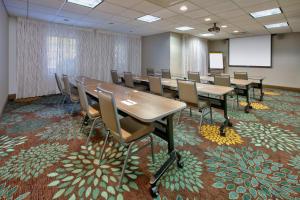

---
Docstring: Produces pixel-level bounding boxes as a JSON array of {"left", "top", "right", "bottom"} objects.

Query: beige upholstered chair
[
  {"left": 234, "top": 72, "right": 248, "bottom": 80},
  {"left": 111, "top": 70, "right": 122, "bottom": 85},
  {"left": 77, "top": 80, "right": 102, "bottom": 145},
  {"left": 97, "top": 88, "right": 155, "bottom": 187},
  {"left": 177, "top": 79, "right": 212, "bottom": 127},
  {"left": 55, "top": 73, "right": 67, "bottom": 105},
  {"left": 214, "top": 75, "right": 238, "bottom": 109},
  {"left": 146, "top": 68, "right": 155, "bottom": 76},
  {"left": 188, "top": 71, "right": 201, "bottom": 83},
  {"left": 124, "top": 72, "right": 147, "bottom": 91},
  {"left": 148, "top": 76, "right": 176, "bottom": 99},
  {"left": 62, "top": 75, "right": 80, "bottom": 114},
  {"left": 161, "top": 69, "right": 171, "bottom": 79}
]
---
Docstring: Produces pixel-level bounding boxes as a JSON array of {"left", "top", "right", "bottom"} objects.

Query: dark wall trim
[{"left": 264, "top": 84, "right": 300, "bottom": 92}]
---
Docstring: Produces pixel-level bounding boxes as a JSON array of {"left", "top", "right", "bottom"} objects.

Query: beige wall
[
  {"left": 141, "top": 32, "right": 170, "bottom": 75},
  {"left": 0, "top": 1, "right": 9, "bottom": 115},
  {"left": 208, "top": 33, "right": 300, "bottom": 88}
]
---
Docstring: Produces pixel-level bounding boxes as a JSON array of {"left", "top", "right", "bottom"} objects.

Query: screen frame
[
  {"left": 228, "top": 35, "right": 273, "bottom": 68},
  {"left": 209, "top": 52, "right": 224, "bottom": 70}
]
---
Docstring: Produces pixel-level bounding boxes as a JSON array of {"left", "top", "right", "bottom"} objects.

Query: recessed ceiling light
[
  {"left": 137, "top": 15, "right": 161, "bottom": 23},
  {"left": 67, "top": 0, "right": 103, "bottom": 8},
  {"left": 233, "top": 30, "right": 239, "bottom": 33},
  {"left": 221, "top": 25, "right": 227, "bottom": 28},
  {"left": 200, "top": 33, "right": 214, "bottom": 37},
  {"left": 176, "top": 26, "right": 194, "bottom": 31},
  {"left": 250, "top": 8, "right": 282, "bottom": 18},
  {"left": 204, "top": 18, "right": 211, "bottom": 22},
  {"left": 264, "top": 22, "right": 288, "bottom": 29},
  {"left": 180, "top": 5, "right": 188, "bottom": 11}
]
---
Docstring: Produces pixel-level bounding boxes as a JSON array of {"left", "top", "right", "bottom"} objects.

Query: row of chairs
[{"left": 54, "top": 73, "right": 155, "bottom": 188}]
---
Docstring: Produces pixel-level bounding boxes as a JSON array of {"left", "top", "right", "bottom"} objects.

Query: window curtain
[
  {"left": 182, "top": 35, "right": 208, "bottom": 76},
  {"left": 16, "top": 17, "right": 141, "bottom": 98}
]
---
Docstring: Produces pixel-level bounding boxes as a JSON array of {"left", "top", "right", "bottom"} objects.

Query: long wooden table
[
  {"left": 207, "top": 73, "right": 265, "bottom": 101},
  {"left": 130, "top": 75, "right": 235, "bottom": 135},
  {"left": 76, "top": 76, "right": 186, "bottom": 197},
  {"left": 200, "top": 75, "right": 254, "bottom": 113}
]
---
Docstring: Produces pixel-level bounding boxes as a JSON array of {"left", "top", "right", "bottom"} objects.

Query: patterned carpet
[{"left": 0, "top": 89, "right": 299, "bottom": 200}]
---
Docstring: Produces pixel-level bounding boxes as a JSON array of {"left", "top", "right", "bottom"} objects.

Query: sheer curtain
[
  {"left": 182, "top": 35, "right": 208, "bottom": 76},
  {"left": 16, "top": 18, "right": 141, "bottom": 98}
]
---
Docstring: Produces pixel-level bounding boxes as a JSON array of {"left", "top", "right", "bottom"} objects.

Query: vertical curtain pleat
[
  {"left": 16, "top": 18, "right": 142, "bottom": 98},
  {"left": 182, "top": 35, "right": 208, "bottom": 76}
]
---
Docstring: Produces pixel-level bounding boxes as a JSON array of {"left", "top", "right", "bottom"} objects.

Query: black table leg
[
  {"left": 259, "top": 79, "right": 264, "bottom": 101},
  {"left": 150, "top": 114, "right": 183, "bottom": 197},
  {"left": 244, "top": 85, "right": 252, "bottom": 113},
  {"left": 220, "top": 94, "right": 232, "bottom": 136}
]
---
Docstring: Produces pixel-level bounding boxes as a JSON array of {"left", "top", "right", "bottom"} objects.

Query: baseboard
[
  {"left": 8, "top": 94, "right": 16, "bottom": 101},
  {"left": 0, "top": 97, "right": 8, "bottom": 117},
  {"left": 264, "top": 84, "right": 300, "bottom": 92}
]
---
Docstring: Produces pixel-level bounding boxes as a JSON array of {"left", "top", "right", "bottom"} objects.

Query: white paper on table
[{"left": 121, "top": 100, "right": 137, "bottom": 106}]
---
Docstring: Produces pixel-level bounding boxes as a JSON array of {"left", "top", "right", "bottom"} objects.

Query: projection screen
[{"left": 229, "top": 35, "right": 272, "bottom": 67}]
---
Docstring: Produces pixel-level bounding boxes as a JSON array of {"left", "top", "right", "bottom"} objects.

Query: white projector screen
[
  {"left": 209, "top": 53, "right": 224, "bottom": 69},
  {"left": 229, "top": 35, "right": 272, "bottom": 67}
]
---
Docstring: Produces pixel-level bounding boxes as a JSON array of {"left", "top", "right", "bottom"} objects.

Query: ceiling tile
[
  {"left": 183, "top": 9, "right": 210, "bottom": 19},
  {"left": 244, "top": 0, "right": 280, "bottom": 12},
  {"left": 151, "top": 8, "right": 177, "bottom": 18},
  {"left": 107, "top": 0, "right": 143, "bottom": 8},
  {"left": 62, "top": 2, "right": 92, "bottom": 15},
  {"left": 94, "top": 2, "right": 127, "bottom": 15},
  {"left": 132, "top": 1, "right": 162, "bottom": 13},
  {"left": 29, "top": 0, "right": 64, "bottom": 9},
  {"left": 206, "top": 1, "right": 239, "bottom": 14}
]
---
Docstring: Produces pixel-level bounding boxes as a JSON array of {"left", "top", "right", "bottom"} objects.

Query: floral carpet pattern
[{"left": 0, "top": 89, "right": 299, "bottom": 200}]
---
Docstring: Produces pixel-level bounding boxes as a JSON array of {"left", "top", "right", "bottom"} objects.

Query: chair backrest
[
  {"left": 111, "top": 70, "right": 119, "bottom": 84},
  {"left": 97, "top": 88, "right": 121, "bottom": 137},
  {"left": 62, "top": 75, "right": 71, "bottom": 96},
  {"left": 188, "top": 71, "right": 201, "bottom": 83},
  {"left": 147, "top": 68, "right": 154, "bottom": 76},
  {"left": 234, "top": 72, "right": 248, "bottom": 80},
  {"left": 177, "top": 79, "right": 198, "bottom": 105},
  {"left": 124, "top": 72, "right": 134, "bottom": 88},
  {"left": 161, "top": 69, "right": 171, "bottom": 79},
  {"left": 55, "top": 73, "right": 63, "bottom": 93},
  {"left": 76, "top": 80, "right": 89, "bottom": 114},
  {"left": 149, "top": 76, "right": 163, "bottom": 96},
  {"left": 214, "top": 75, "right": 231, "bottom": 87}
]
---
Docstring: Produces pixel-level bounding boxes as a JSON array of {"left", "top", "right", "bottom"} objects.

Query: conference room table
[
  {"left": 207, "top": 73, "right": 265, "bottom": 101},
  {"left": 130, "top": 75, "right": 234, "bottom": 134},
  {"left": 75, "top": 76, "right": 186, "bottom": 197},
  {"left": 200, "top": 75, "right": 254, "bottom": 113}
]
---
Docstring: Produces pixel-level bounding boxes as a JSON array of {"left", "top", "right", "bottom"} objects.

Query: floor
[{"left": 0, "top": 89, "right": 299, "bottom": 200}]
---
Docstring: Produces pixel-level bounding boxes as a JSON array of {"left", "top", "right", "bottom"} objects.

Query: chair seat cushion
[
  {"left": 134, "top": 85, "right": 147, "bottom": 91},
  {"left": 81, "top": 104, "right": 101, "bottom": 118},
  {"left": 70, "top": 94, "right": 80, "bottom": 102},
  {"left": 163, "top": 89, "right": 177, "bottom": 99},
  {"left": 198, "top": 101, "right": 209, "bottom": 109},
  {"left": 120, "top": 116, "right": 154, "bottom": 143}
]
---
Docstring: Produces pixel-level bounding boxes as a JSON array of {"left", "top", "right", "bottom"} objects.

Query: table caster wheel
[
  {"left": 150, "top": 186, "right": 159, "bottom": 198},
  {"left": 228, "top": 122, "right": 233, "bottom": 127},
  {"left": 177, "top": 160, "right": 184, "bottom": 168}
]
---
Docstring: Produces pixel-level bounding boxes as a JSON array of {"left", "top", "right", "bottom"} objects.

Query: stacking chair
[
  {"left": 148, "top": 76, "right": 176, "bottom": 99},
  {"left": 124, "top": 72, "right": 147, "bottom": 91},
  {"left": 234, "top": 72, "right": 248, "bottom": 80},
  {"left": 214, "top": 75, "right": 239, "bottom": 109},
  {"left": 161, "top": 69, "right": 171, "bottom": 79},
  {"left": 111, "top": 70, "right": 122, "bottom": 85},
  {"left": 97, "top": 88, "right": 155, "bottom": 187},
  {"left": 62, "top": 75, "right": 80, "bottom": 114},
  {"left": 54, "top": 73, "right": 67, "bottom": 105},
  {"left": 177, "top": 80, "right": 212, "bottom": 127},
  {"left": 146, "top": 68, "right": 155, "bottom": 76},
  {"left": 188, "top": 71, "right": 201, "bottom": 83},
  {"left": 77, "top": 80, "right": 102, "bottom": 145}
]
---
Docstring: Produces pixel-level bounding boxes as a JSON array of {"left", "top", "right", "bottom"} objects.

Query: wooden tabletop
[
  {"left": 77, "top": 76, "right": 186, "bottom": 123},
  {"left": 200, "top": 76, "right": 253, "bottom": 86},
  {"left": 207, "top": 73, "right": 265, "bottom": 81},
  {"left": 131, "top": 75, "right": 233, "bottom": 96}
]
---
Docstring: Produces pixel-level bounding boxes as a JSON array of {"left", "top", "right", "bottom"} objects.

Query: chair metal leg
[
  {"left": 209, "top": 107, "right": 213, "bottom": 124},
  {"left": 189, "top": 107, "right": 192, "bottom": 116},
  {"left": 99, "top": 130, "right": 110, "bottom": 160},
  {"left": 61, "top": 95, "right": 67, "bottom": 107},
  {"left": 177, "top": 110, "right": 183, "bottom": 125},
  {"left": 119, "top": 142, "right": 135, "bottom": 188},
  {"left": 199, "top": 111, "right": 203, "bottom": 128},
  {"left": 80, "top": 114, "right": 87, "bottom": 133},
  {"left": 149, "top": 135, "right": 155, "bottom": 163},
  {"left": 85, "top": 117, "right": 98, "bottom": 146}
]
